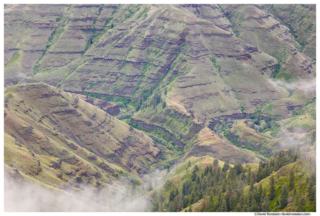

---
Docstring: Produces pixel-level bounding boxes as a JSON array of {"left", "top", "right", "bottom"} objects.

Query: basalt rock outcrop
[
  {"left": 187, "top": 127, "right": 260, "bottom": 164},
  {"left": 4, "top": 4, "right": 316, "bottom": 175},
  {"left": 4, "top": 83, "right": 162, "bottom": 190},
  {"left": 75, "top": 93, "right": 120, "bottom": 116},
  {"left": 5, "top": 4, "right": 315, "bottom": 124}
]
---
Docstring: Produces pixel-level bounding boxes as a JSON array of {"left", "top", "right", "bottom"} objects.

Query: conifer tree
[
  {"left": 253, "top": 188, "right": 260, "bottom": 205},
  {"left": 297, "top": 196, "right": 306, "bottom": 212},
  {"left": 261, "top": 195, "right": 270, "bottom": 212},
  {"left": 308, "top": 181, "right": 315, "bottom": 202},
  {"left": 258, "top": 161, "right": 263, "bottom": 177},
  {"left": 280, "top": 183, "right": 288, "bottom": 209},
  {"left": 152, "top": 201, "right": 159, "bottom": 212},
  {"left": 236, "top": 203, "right": 241, "bottom": 212},
  {"left": 196, "top": 176, "right": 200, "bottom": 184},
  {"left": 222, "top": 181, "right": 227, "bottom": 192},
  {"left": 276, "top": 199, "right": 280, "bottom": 207},
  {"left": 169, "top": 190, "right": 175, "bottom": 202},
  {"left": 158, "top": 203, "right": 163, "bottom": 212},
  {"left": 217, "top": 192, "right": 223, "bottom": 209},
  {"left": 182, "top": 196, "right": 188, "bottom": 208},
  {"left": 240, "top": 193, "right": 247, "bottom": 207},
  {"left": 251, "top": 172, "right": 257, "bottom": 183},
  {"left": 310, "top": 173, "right": 316, "bottom": 184},
  {"left": 247, "top": 167, "right": 252, "bottom": 183},
  {"left": 242, "top": 204, "right": 248, "bottom": 212},
  {"left": 169, "top": 202, "right": 174, "bottom": 212},
  {"left": 250, "top": 199, "right": 259, "bottom": 212},
  {"left": 258, "top": 169, "right": 264, "bottom": 182},
  {"left": 241, "top": 172, "right": 246, "bottom": 181},
  {"left": 191, "top": 169, "right": 197, "bottom": 182},
  {"left": 226, "top": 193, "right": 231, "bottom": 211},
  {"left": 173, "top": 196, "right": 179, "bottom": 212},
  {"left": 199, "top": 190, "right": 203, "bottom": 199},
  {"left": 231, "top": 193, "right": 237, "bottom": 210},
  {"left": 175, "top": 188, "right": 179, "bottom": 197},
  {"left": 289, "top": 169, "right": 295, "bottom": 191},
  {"left": 220, "top": 198, "right": 227, "bottom": 212},
  {"left": 248, "top": 191, "right": 253, "bottom": 206},
  {"left": 222, "top": 160, "right": 229, "bottom": 172},
  {"left": 262, "top": 187, "right": 267, "bottom": 203},
  {"left": 257, "top": 184, "right": 263, "bottom": 204},
  {"left": 189, "top": 191, "right": 195, "bottom": 205},
  {"left": 269, "top": 175, "right": 276, "bottom": 201},
  {"left": 213, "top": 159, "right": 219, "bottom": 167},
  {"left": 250, "top": 182, "right": 254, "bottom": 192},
  {"left": 187, "top": 161, "right": 191, "bottom": 169}
]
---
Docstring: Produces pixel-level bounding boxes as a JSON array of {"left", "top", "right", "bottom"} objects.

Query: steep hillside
[
  {"left": 222, "top": 96, "right": 316, "bottom": 157},
  {"left": 4, "top": 4, "right": 316, "bottom": 211},
  {"left": 4, "top": 163, "right": 151, "bottom": 212},
  {"left": 150, "top": 149, "right": 316, "bottom": 212},
  {"left": 4, "top": 83, "right": 163, "bottom": 191},
  {"left": 186, "top": 127, "right": 260, "bottom": 164},
  {"left": 6, "top": 5, "right": 313, "bottom": 123},
  {"left": 75, "top": 93, "right": 120, "bottom": 116},
  {"left": 220, "top": 4, "right": 315, "bottom": 80},
  {"left": 261, "top": 4, "right": 316, "bottom": 60}
]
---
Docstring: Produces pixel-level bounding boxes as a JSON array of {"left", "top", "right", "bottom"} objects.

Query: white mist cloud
[
  {"left": 16, "top": 72, "right": 27, "bottom": 78},
  {"left": 268, "top": 78, "right": 316, "bottom": 94},
  {"left": 4, "top": 172, "right": 152, "bottom": 212}
]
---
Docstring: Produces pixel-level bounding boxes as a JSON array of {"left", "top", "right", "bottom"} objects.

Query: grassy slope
[
  {"left": 4, "top": 83, "right": 162, "bottom": 190},
  {"left": 150, "top": 156, "right": 228, "bottom": 203},
  {"left": 261, "top": 4, "right": 316, "bottom": 60},
  {"left": 4, "top": 5, "right": 316, "bottom": 208},
  {"left": 222, "top": 95, "right": 316, "bottom": 157},
  {"left": 181, "top": 159, "right": 315, "bottom": 212}
]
